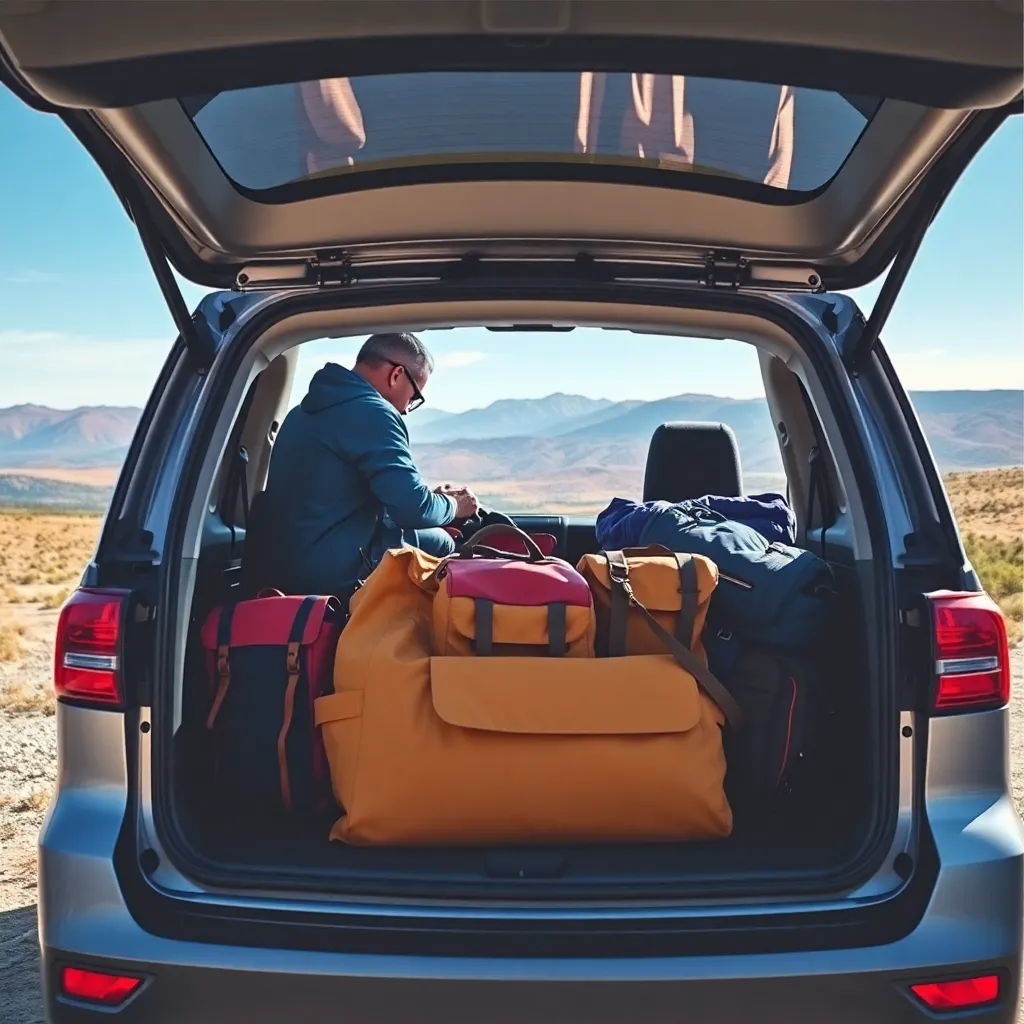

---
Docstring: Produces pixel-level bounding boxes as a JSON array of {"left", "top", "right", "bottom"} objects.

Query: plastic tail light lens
[
  {"left": 54, "top": 588, "right": 129, "bottom": 707},
  {"left": 60, "top": 965, "right": 142, "bottom": 1005},
  {"left": 910, "top": 973, "right": 1000, "bottom": 1011},
  {"left": 928, "top": 591, "right": 1010, "bottom": 712}
]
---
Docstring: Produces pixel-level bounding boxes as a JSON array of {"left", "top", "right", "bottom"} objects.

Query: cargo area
[
  {"left": 171, "top": 551, "right": 876, "bottom": 897},
  {"left": 151, "top": 308, "right": 898, "bottom": 902}
]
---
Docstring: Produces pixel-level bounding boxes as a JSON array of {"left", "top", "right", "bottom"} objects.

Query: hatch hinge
[
  {"left": 700, "top": 253, "right": 749, "bottom": 289},
  {"left": 312, "top": 250, "right": 354, "bottom": 287}
]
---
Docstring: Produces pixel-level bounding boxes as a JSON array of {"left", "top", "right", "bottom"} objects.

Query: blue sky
[{"left": 1, "top": 87, "right": 1021, "bottom": 412}]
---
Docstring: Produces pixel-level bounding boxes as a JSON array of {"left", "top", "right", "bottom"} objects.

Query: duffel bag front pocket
[{"left": 321, "top": 655, "right": 731, "bottom": 846}]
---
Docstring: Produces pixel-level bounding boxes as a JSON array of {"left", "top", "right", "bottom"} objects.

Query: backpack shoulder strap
[
  {"left": 278, "top": 595, "right": 319, "bottom": 812},
  {"left": 205, "top": 603, "right": 237, "bottom": 730}
]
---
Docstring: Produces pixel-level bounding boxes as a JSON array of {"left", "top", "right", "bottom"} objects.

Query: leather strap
[
  {"left": 547, "top": 602, "right": 567, "bottom": 657},
  {"left": 606, "top": 550, "right": 630, "bottom": 657},
  {"left": 205, "top": 603, "right": 236, "bottom": 730},
  {"left": 474, "top": 598, "right": 567, "bottom": 656},
  {"left": 460, "top": 524, "right": 544, "bottom": 561},
  {"left": 675, "top": 552, "right": 698, "bottom": 648},
  {"left": 474, "top": 598, "right": 494, "bottom": 654},
  {"left": 603, "top": 552, "right": 742, "bottom": 729},
  {"left": 277, "top": 596, "right": 317, "bottom": 813}
]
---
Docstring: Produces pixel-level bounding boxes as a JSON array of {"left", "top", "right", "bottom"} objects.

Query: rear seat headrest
[{"left": 643, "top": 422, "right": 744, "bottom": 503}]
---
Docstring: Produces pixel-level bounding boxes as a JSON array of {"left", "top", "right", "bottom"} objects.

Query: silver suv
[{"left": 3, "top": 3, "right": 1022, "bottom": 1022}]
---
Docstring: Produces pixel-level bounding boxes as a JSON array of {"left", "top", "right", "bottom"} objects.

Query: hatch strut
[
  {"left": 843, "top": 183, "right": 946, "bottom": 376},
  {"left": 127, "top": 192, "right": 217, "bottom": 371}
]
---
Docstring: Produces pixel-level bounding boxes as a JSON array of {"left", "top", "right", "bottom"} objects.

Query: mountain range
[
  {"left": 0, "top": 392, "right": 1017, "bottom": 511},
  {"left": 409, "top": 389, "right": 1023, "bottom": 502}
]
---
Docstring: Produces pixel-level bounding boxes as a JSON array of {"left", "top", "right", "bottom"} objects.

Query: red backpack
[{"left": 201, "top": 591, "right": 343, "bottom": 816}]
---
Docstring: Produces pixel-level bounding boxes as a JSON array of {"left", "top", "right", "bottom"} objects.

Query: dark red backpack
[{"left": 201, "top": 591, "right": 343, "bottom": 817}]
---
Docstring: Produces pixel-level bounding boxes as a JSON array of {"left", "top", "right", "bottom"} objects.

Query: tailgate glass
[{"left": 184, "top": 72, "right": 878, "bottom": 195}]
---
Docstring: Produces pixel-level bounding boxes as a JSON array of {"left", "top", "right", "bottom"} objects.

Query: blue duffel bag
[{"left": 634, "top": 502, "right": 835, "bottom": 650}]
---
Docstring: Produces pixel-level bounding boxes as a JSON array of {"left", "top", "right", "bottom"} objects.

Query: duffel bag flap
[
  {"left": 578, "top": 546, "right": 717, "bottom": 654},
  {"left": 316, "top": 655, "right": 731, "bottom": 846}
]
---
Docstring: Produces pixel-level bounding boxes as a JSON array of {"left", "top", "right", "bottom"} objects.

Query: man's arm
[{"left": 349, "top": 408, "right": 458, "bottom": 529}]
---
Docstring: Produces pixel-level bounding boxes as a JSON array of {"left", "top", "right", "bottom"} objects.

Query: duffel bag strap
[
  {"left": 473, "top": 598, "right": 568, "bottom": 656},
  {"left": 459, "top": 524, "right": 545, "bottom": 562},
  {"left": 606, "top": 547, "right": 696, "bottom": 651},
  {"left": 205, "top": 604, "right": 237, "bottom": 730},
  {"left": 604, "top": 551, "right": 743, "bottom": 729},
  {"left": 277, "top": 596, "right": 317, "bottom": 813},
  {"left": 674, "top": 553, "right": 698, "bottom": 649}
]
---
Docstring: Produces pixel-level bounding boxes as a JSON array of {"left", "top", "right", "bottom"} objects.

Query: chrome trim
[
  {"left": 936, "top": 656, "right": 1001, "bottom": 676},
  {"left": 62, "top": 652, "right": 118, "bottom": 672}
]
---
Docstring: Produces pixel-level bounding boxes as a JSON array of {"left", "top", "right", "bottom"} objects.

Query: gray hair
[{"left": 355, "top": 332, "right": 434, "bottom": 380}]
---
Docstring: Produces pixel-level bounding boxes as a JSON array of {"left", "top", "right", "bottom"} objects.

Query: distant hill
[
  {"left": 412, "top": 389, "right": 1022, "bottom": 473},
  {"left": 409, "top": 394, "right": 614, "bottom": 443},
  {"left": 0, "top": 405, "right": 140, "bottom": 469},
  {"left": 0, "top": 474, "right": 111, "bottom": 512}
]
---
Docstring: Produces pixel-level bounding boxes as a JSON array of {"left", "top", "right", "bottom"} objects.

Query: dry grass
[
  {"left": 39, "top": 587, "right": 72, "bottom": 612},
  {"left": 945, "top": 468, "right": 1023, "bottom": 543},
  {"left": 0, "top": 787, "right": 51, "bottom": 813},
  {"left": 0, "top": 512, "right": 97, "bottom": 608},
  {"left": 945, "top": 469, "right": 1023, "bottom": 644},
  {"left": 0, "top": 679, "right": 54, "bottom": 715},
  {"left": 0, "top": 623, "right": 26, "bottom": 662}
]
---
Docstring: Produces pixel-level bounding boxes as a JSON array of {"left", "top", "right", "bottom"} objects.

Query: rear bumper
[
  {"left": 39, "top": 950, "right": 1022, "bottom": 1023},
  {"left": 39, "top": 803, "right": 1024, "bottom": 1024},
  {"left": 39, "top": 705, "right": 1024, "bottom": 1022}
]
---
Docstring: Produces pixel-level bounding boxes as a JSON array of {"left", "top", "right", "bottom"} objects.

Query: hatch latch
[
  {"left": 312, "top": 250, "right": 354, "bottom": 288},
  {"left": 701, "top": 253, "right": 749, "bottom": 289}
]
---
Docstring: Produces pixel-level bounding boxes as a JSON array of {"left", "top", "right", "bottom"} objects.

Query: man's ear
[{"left": 387, "top": 365, "right": 402, "bottom": 389}]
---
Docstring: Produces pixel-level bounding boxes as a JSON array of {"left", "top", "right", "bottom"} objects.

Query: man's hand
[{"left": 452, "top": 488, "right": 480, "bottom": 519}]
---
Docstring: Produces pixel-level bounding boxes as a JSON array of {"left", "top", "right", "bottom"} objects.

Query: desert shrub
[
  {"left": 964, "top": 533, "right": 1024, "bottom": 644},
  {"left": 0, "top": 623, "right": 25, "bottom": 661}
]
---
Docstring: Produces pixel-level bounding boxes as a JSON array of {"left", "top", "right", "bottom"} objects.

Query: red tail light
[
  {"left": 60, "top": 965, "right": 142, "bottom": 1005},
  {"left": 54, "top": 588, "right": 130, "bottom": 708},
  {"left": 927, "top": 591, "right": 1010, "bottom": 712},
  {"left": 910, "top": 973, "right": 1000, "bottom": 1011}
]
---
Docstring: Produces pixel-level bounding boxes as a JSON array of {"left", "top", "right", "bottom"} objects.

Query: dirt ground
[{"left": 0, "top": 620, "right": 1022, "bottom": 1022}]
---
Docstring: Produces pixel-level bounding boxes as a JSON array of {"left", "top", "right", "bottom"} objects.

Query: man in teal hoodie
[{"left": 261, "top": 332, "right": 479, "bottom": 596}]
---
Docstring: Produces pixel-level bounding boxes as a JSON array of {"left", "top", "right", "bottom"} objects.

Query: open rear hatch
[
  {"left": 3, "top": 0, "right": 1020, "bottom": 905},
  {"left": 1, "top": 0, "right": 1021, "bottom": 296}
]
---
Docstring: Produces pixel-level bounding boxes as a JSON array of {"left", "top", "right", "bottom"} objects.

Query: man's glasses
[{"left": 388, "top": 361, "right": 425, "bottom": 412}]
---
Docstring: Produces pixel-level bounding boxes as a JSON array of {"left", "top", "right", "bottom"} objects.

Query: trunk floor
[{"left": 187, "top": 801, "right": 859, "bottom": 887}]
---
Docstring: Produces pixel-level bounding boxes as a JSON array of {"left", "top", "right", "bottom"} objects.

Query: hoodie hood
[{"left": 300, "top": 363, "right": 383, "bottom": 415}]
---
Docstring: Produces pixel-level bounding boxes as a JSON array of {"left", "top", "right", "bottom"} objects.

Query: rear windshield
[{"left": 183, "top": 72, "right": 877, "bottom": 195}]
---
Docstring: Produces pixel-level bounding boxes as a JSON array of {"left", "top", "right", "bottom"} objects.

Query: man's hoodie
[{"left": 260, "top": 363, "right": 456, "bottom": 595}]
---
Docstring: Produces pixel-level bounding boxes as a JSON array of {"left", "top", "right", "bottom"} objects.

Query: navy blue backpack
[{"left": 637, "top": 503, "right": 835, "bottom": 650}]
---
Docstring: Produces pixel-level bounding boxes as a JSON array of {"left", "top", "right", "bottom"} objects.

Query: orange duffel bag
[
  {"left": 314, "top": 541, "right": 734, "bottom": 847},
  {"left": 432, "top": 525, "right": 595, "bottom": 658}
]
